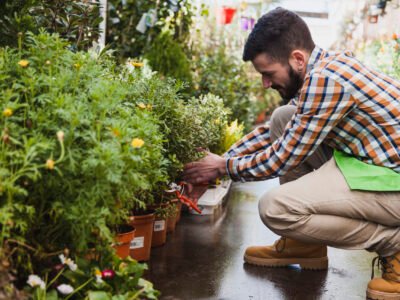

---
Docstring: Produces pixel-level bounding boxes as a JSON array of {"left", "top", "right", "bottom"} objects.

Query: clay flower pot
[
  {"left": 167, "top": 199, "right": 179, "bottom": 233},
  {"left": 175, "top": 201, "right": 183, "bottom": 223},
  {"left": 129, "top": 212, "right": 155, "bottom": 261},
  {"left": 151, "top": 215, "right": 167, "bottom": 247},
  {"left": 113, "top": 225, "right": 135, "bottom": 259}
]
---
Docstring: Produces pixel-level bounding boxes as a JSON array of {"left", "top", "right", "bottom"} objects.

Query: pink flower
[{"left": 101, "top": 269, "right": 115, "bottom": 279}]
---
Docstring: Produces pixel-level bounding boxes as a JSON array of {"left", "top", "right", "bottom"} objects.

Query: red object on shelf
[{"left": 220, "top": 7, "right": 237, "bottom": 25}]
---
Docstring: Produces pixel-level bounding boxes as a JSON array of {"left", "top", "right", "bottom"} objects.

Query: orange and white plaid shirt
[{"left": 225, "top": 46, "right": 400, "bottom": 182}]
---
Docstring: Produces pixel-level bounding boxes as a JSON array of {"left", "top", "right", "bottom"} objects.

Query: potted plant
[{"left": 113, "top": 225, "right": 135, "bottom": 259}]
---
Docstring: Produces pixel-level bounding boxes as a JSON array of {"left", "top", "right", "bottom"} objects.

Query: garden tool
[{"left": 165, "top": 182, "right": 202, "bottom": 214}]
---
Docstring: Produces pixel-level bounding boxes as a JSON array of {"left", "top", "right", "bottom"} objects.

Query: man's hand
[{"left": 183, "top": 152, "right": 227, "bottom": 184}]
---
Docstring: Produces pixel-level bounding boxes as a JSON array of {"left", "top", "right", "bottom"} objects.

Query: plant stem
[
  {"left": 46, "top": 268, "right": 64, "bottom": 289},
  {"left": 64, "top": 277, "right": 93, "bottom": 300},
  {"left": 128, "top": 288, "right": 145, "bottom": 300}
]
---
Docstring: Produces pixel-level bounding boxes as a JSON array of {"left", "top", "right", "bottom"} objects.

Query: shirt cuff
[{"left": 226, "top": 157, "right": 246, "bottom": 182}]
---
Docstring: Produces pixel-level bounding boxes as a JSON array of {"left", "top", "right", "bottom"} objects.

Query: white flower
[
  {"left": 27, "top": 274, "right": 45, "bottom": 289},
  {"left": 57, "top": 284, "right": 74, "bottom": 295},
  {"left": 59, "top": 254, "right": 77, "bottom": 271},
  {"left": 94, "top": 269, "right": 103, "bottom": 284},
  {"left": 96, "top": 274, "right": 103, "bottom": 284}
]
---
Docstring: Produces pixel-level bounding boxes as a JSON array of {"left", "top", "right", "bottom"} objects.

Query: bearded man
[{"left": 183, "top": 7, "right": 400, "bottom": 300}]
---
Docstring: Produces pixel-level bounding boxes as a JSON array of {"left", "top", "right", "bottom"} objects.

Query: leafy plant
[
  {"left": 0, "top": 0, "right": 102, "bottom": 50},
  {"left": 356, "top": 34, "right": 400, "bottom": 79},
  {"left": 25, "top": 255, "right": 159, "bottom": 299},
  {"left": 107, "top": 0, "right": 193, "bottom": 50},
  {"left": 144, "top": 30, "right": 192, "bottom": 86},
  {"left": 0, "top": 32, "right": 167, "bottom": 279},
  {"left": 191, "top": 37, "right": 281, "bottom": 131}
]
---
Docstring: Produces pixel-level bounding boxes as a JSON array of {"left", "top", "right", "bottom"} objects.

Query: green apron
[{"left": 334, "top": 150, "right": 400, "bottom": 191}]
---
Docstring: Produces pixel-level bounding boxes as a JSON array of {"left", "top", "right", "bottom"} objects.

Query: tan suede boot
[
  {"left": 367, "top": 252, "right": 400, "bottom": 300},
  {"left": 244, "top": 237, "right": 328, "bottom": 270}
]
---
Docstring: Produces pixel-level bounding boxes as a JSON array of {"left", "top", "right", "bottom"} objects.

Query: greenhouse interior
[{"left": 1, "top": 0, "right": 400, "bottom": 299}]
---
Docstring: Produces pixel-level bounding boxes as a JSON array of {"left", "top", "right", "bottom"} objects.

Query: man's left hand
[{"left": 183, "top": 152, "right": 227, "bottom": 184}]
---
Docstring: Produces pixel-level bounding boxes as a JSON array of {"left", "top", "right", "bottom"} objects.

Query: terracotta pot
[
  {"left": 129, "top": 213, "right": 155, "bottom": 261},
  {"left": 151, "top": 216, "right": 167, "bottom": 247},
  {"left": 175, "top": 201, "right": 183, "bottom": 223},
  {"left": 113, "top": 225, "right": 135, "bottom": 259},
  {"left": 167, "top": 200, "right": 179, "bottom": 233}
]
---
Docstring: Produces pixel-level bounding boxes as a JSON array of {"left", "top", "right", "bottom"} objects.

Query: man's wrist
[{"left": 218, "top": 158, "right": 228, "bottom": 177}]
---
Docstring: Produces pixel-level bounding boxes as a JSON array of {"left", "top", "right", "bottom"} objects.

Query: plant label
[
  {"left": 130, "top": 237, "right": 144, "bottom": 249},
  {"left": 154, "top": 220, "right": 165, "bottom": 232}
]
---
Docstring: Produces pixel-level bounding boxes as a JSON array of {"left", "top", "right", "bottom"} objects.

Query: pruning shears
[{"left": 165, "top": 182, "right": 202, "bottom": 214}]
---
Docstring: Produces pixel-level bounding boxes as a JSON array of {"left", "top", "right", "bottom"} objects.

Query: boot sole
[
  {"left": 243, "top": 254, "right": 328, "bottom": 270},
  {"left": 367, "top": 288, "right": 400, "bottom": 300}
]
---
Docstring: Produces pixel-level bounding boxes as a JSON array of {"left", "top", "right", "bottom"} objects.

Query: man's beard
[{"left": 273, "top": 65, "right": 303, "bottom": 104}]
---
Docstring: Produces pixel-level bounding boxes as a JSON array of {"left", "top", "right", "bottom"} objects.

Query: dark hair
[{"left": 243, "top": 8, "right": 315, "bottom": 62}]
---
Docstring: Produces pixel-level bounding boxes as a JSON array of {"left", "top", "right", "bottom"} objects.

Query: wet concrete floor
[{"left": 147, "top": 180, "right": 376, "bottom": 300}]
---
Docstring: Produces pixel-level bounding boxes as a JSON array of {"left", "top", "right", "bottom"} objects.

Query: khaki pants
[{"left": 259, "top": 105, "right": 400, "bottom": 256}]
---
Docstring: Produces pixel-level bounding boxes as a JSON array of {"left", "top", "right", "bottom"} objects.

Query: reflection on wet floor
[{"left": 147, "top": 180, "right": 375, "bottom": 300}]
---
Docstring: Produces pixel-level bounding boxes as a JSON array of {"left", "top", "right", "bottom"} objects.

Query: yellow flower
[
  {"left": 46, "top": 159, "right": 55, "bottom": 170},
  {"left": 131, "top": 62, "right": 144, "bottom": 67},
  {"left": 137, "top": 103, "right": 146, "bottom": 109},
  {"left": 73, "top": 63, "right": 81, "bottom": 69},
  {"left": 131, "top": 138, "right": 144, "bottom": 148},
  {"left": 3, "top": 108, "right": 13, "bottom": 117},
  {"left": 147, "top": 104, "right": 153, "bottom": 110},
  {"left": 94, "top": 269, "right": 102, "bottom": 277},
  {"left": 18, "top": 60, "right": 29, "bottom": 68}
]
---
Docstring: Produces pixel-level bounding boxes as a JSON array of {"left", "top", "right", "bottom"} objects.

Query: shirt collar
[{"left": 306, "top": 46, "right": 326, "bottom": 74}]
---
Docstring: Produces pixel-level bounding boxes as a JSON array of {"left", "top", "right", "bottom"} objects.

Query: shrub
[
  {"left": 192, "top": 40, "right": 281, "bottom": 131},
  {"left": 0, "top": 0, "right": 102, "bottom": 50},
  {"left": 107, "top": 0, "right": 194, "bottom": 84},
  {"left": 0, "top": 32, "right": 167, "bottom": 278}
]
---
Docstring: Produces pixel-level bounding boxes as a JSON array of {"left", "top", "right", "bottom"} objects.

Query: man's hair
[{"left": 243, "top": 8, "right": 315, "bottom": 62}]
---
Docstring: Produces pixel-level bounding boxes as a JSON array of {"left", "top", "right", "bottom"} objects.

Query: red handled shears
[{"left": 165, "top": 182, "right": 202, "bottom": 214}]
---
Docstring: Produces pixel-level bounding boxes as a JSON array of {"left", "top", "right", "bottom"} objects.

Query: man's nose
[{"left": 262, "top": 77, "right": 272, "bottom": 89}]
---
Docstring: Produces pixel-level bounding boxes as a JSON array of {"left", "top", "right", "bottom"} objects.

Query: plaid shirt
[{"left": 225, "top": 46, "right": 400, "bottom": 182}]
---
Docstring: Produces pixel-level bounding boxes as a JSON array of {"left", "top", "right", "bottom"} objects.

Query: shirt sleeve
[
  {"left": 222, "top": 123, "right": 272, "bottom": 158},
  {"left": 226, "top": 72, "right": 354, "bottom": 181}
]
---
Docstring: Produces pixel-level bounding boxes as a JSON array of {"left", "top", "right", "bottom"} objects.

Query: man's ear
[{"left": 289, "top": 50, "right": 307, "bottom": 72}]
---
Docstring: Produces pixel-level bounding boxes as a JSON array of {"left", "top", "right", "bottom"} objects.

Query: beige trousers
[{"left": 259, "top": 105, "right": 400, "bottom": 256}]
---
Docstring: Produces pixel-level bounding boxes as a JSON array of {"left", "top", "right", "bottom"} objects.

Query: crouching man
[{"left": 183, "top": 8, "right": 400, "bottom": 300}]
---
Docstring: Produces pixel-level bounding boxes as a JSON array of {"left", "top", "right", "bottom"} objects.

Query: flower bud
[{"left": 57, "top": 131, "right": 64, "bottom": 142}]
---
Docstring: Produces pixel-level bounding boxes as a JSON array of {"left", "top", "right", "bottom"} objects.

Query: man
[{"left": 183, "top": 7, "right": 400, "bottom": 300}]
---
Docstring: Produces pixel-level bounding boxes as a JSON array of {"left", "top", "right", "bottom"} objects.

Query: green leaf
[
  {"left": 46, "top": 289, "right": 59, "bottom": 300},
  {"left": 88, "top": 291, "right": 112, "bottom": 300}
]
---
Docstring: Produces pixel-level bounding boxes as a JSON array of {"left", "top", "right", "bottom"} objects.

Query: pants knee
[
  {"left": 259, "top": 187, "right": 287, "bottom": 230},
  {"left": 258, "top": 186, "right": 303, "bottom": 232}
]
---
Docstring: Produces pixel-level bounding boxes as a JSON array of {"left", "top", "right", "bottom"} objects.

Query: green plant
[
  {"left": 355, "top": 34, "right": 400, "bottom": 79},
  {"left": 0, "top": 32, "right": 167, "bottom": 280},
  {"left": 220, "top": 120, "right": 244, "bottom": 154},
  {"left": 0, "top": 0, "right": 102, "bottom": 50},
  {"left": 192, "top": 41, "right": 280, "bottom": 131},
  {"left": 144, "top": 30, "right": 192, "bottom": 86},
  {"left": 25, "top": 255, "right": 159, "bottom": 299},
  {"left": 106, "top": 0, "right": 193, "bottom": 55}
]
